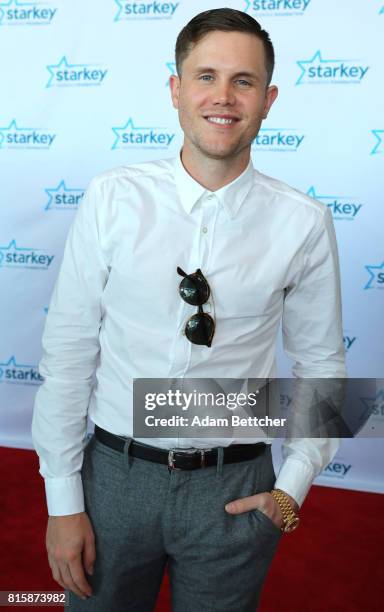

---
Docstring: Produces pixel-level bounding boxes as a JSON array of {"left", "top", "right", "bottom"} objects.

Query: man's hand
[
  {"left": 225, "top": 491, "right": 299, "bottom": 529},
  {"left": 46, "top": 512, "right": 96, "bottom": 600}
]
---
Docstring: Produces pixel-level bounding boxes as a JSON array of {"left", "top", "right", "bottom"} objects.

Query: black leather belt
[{"left": 94, "top": 425, "right": 266, "bottom": 471}]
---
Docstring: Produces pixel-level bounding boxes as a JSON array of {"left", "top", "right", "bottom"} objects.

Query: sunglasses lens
[
  {"left": 185, "top": 313, "right": 215, "bottom": 347},
  {"left": 179, "top": 273, "right": 210, "bottom": 306}
]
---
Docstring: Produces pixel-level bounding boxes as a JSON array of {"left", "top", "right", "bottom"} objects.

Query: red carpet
[{"left": 0, "top": 446, "right": 383, "bottom": 611}]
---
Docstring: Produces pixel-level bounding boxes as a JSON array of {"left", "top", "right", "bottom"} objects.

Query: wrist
[
  {"left": 270, "top": 488, "right": 300, "bottom": 533},
  {"left": 280, "top": 491, "right": 299, "bottom": 514}
]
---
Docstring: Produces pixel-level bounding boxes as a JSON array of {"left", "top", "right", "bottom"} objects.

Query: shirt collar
[{"left": 173, "top": 151, "right": 254, "bottom": 220}]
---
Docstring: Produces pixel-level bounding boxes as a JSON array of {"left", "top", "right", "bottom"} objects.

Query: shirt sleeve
[
  {"left": 275, "top": 206, "right": 347, "bottom": 506},
  {"left": 31, "top": 177, "right": 109, "bottom": 516}
]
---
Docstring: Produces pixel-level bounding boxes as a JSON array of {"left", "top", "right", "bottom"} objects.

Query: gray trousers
[{"left": 67, "top": 435, "right": 282, "bottom": 611}]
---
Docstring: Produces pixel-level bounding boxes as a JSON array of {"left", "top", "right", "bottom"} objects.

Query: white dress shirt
[{"left": 32, "top": 153, "right": 347, "bottom": 516}]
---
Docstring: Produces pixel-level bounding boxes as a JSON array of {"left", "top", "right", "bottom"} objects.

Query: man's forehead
[
  {"left": 190, "top": 29, "right": 264, "bottom": 49},
  {"left": 185, "top": 30, "right": 266, "bottom": 68}
]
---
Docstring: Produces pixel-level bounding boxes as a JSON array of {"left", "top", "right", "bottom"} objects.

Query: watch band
[{"left": 270, "top": 489, "right": 300, "bottom": 533}]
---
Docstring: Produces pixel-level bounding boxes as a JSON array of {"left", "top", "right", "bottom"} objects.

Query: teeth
[{"left": 207, "top": 117, "right": 234, "bottom": 125}]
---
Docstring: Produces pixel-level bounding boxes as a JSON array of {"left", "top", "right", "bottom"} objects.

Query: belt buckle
[
  {"left": 167, "top": 449, "right": 181, "bottom": 472},
  {"left": 167, "top": 448, "right": 207, "bottom": 472}
]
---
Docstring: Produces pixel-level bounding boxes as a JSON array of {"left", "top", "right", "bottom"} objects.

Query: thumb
[
  {"left": 225, "top": 493, "right": 263, "bottom": 515},
  {"left": 83, "top": 531, "right": 96, "bottom": 575}
]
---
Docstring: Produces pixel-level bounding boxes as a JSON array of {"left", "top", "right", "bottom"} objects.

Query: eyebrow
[{"left": 193, "top": 67, "right": 261, "bottom": 82}]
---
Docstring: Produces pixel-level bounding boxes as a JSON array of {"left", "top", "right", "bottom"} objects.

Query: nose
[{"left": 211, "top": 80, "right": 235, "bottom": 106}]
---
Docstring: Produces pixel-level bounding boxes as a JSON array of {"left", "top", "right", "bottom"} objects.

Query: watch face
[{"left": 284, "top": 516, "right": 300, "bottom": 533}]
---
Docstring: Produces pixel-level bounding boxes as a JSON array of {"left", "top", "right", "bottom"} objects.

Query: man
[{"left": 32, "top": 8, "right": 346, "bottom": 611}]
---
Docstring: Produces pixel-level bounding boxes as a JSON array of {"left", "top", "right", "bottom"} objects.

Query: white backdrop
[{"left": 0, "top": 0, "right": 383, "bottom": 493}]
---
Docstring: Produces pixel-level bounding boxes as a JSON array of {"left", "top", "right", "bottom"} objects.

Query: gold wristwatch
[{"left": 270, "top": 489, "right": 300, "bottom": 533}]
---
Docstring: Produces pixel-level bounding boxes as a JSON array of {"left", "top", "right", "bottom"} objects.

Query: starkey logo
[
  {"left": 45, "top": 181, "right": 84, "bottom": 211},
  {"left": 307, "top": 187, "right": 363, "bottom": 221},
  {"left": 46, "top": 56, "right": 108, "bottom": 88},
  {"left": 371, "top": 130, "right": 384, "bottom": 154},
  {"left": 0, "top": 356, "right": 43, "bottom": 386},
  {"left": 361, "top": 389, "right": 384, "bottom": 421},
  {"left": 0, "top": 119, "right": 55, "bottom": 149},
  {"left": 0, "top": 0, "right": 57, "bottom": 25},
  {"left": 323, "top": 460, "right": 352, "bottom": 479},
  {"left": 0, "top": 240, "right": 54, "bottom": 269},
  {"left": 112, "top": 117, "right": 175, "bottom": 150},
  {"left": 252, "top": 128, "right": 305, "bottom": 152},
  {"left": 244, "top": 0, "right": 311, "bottom": 16},
  {"left": 296, "top": 51, "right": 369, "bottom": 85},
  {"left": 364, "top": 262, "right": 384, "bottom": 289},
  {"left": 343, "top": 333, "right": 357, "bottom": 352},
  {"left": 114, "top": 0, "right": 179, "bottom": 21}
]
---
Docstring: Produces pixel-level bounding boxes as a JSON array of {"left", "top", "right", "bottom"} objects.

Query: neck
[{"left": 180, "top": 146, "right": 250, "bottom": 192}]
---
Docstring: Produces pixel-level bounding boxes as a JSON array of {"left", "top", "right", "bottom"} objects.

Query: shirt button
[
  {"left": 202, "top": 226, "right": 208, "bottom": 234},
  {"left": 207, "top": 194, "right": 214, "bottom": 200}
]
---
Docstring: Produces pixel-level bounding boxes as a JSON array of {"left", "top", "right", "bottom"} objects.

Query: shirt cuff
[
  {"left": 44, "top": 474, "right": 85, "bottom": 516},
  {"left": 274, "top": 457, "right": 315, "bottom": 507}
]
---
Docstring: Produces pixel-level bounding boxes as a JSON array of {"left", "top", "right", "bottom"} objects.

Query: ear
[
  {"left": 262, "top": 85, "right": 278, "bottom": 120},
  {"left": 169, "top": 74, "right": 181, "bottom": 109}
]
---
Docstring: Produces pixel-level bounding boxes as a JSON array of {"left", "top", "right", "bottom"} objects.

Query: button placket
[
  {"left": 200, "top": 198, "right": 219, "bottom": 273},
  {"left": 200, "top": 195, "right": 214, "bottom": 240}
]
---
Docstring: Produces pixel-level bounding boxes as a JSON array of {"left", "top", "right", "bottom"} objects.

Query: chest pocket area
[{"left": 210, "top": 275, "right": 284, "bottom": 320}]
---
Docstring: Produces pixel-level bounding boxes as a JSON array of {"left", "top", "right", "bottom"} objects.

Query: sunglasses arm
[{"left": 177, "top": 266, "right": 188, "bottom": 278}]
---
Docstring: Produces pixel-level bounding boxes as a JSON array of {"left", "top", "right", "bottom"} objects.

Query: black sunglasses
[{"left": 177, "top": 266, "right": 215, "bottom": 347}]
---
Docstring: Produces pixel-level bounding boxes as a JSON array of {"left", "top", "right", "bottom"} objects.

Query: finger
[
  {"left": 83, "top": 531, "right": 96, "bottom": 575},
  {"left": 48, "top": 556, "right": 66, "bottom": 591},
  {"left": 225, "top": 494, "right": 261, "bottom": 514},
  {"left": 51, "top": 567, "right": 66, "bottom": 590},
  {"left": 59, "top": 561, "right": 90, "bottom": 600},
  {"left": 68, "top": 556, "right": 93, "bottom": 597}
]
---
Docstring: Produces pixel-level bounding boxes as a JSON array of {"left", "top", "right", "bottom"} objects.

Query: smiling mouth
[{"left": 205, "top": 116, "right": 239, "bottom": 125}]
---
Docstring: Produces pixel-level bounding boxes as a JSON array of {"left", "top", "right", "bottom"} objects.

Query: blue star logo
[
  {"left": 0, "top": 239, "right": 32, "bottom": 266},
  {"left": 111, "top": 117, "right": 167, "bottom": 150},
  {"left": 307, "top": 186, "right": 340, "bottom": 201},
  {"left": 0, "top": 0, "right": 37, "bottom": 5},
  {"left": 364, "top": 262, "right": 384, "bottom": 289},
  {"left": 0, "top": 0, "right": 36, "bottom": 25},
  {"left": 307, "top": 186, "right": 356, "bottom": 201},
  {"left": 46, "top": 56, "right": 81, "bottom": 88},
  {"left": 166, "top": 62, "right": 176, "bottom": 73},
  {"left": 296, "top": 50, "right": 349, "bottom": 85},
  {"left": 243, "top": 0, "right": 311, "bottom": 13},
  {"left": 0, "top": 355, "right": 40, "bottom": 384},
  {"left": 113, "top": 0, "right": 179, "bottom": 21},
  {"left": 0, "top": 119, "right": 37, "bottom": 148},
  {"left": 371, "top": 130, "right": 384, "bottom": 154},
  {"left": 46, "top": 56, "right": 107, "bottom": 88},
  {"left": 114, "top": 0, "right": 124, "bottom": 21},
  {"left": 45, "top": 180, "right": 84, "bottom": 210},
  {"left": 165, "top": 61, "right": 176, "bottom": 86},
  {"left": 0, "top": 355, "right": 36, "bottom": 369}
]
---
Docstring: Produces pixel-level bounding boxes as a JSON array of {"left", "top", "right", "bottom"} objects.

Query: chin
[{"left": 198, "top": 143, "right": 240, "bottom": 160}]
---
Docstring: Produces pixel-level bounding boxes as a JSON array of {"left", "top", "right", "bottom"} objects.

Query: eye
[
  {"left": 199, "top": 74, "right": 214, "bottom": 81},
  {"left": 236, "top": 79, "right": 251, "bottom": 87}
]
